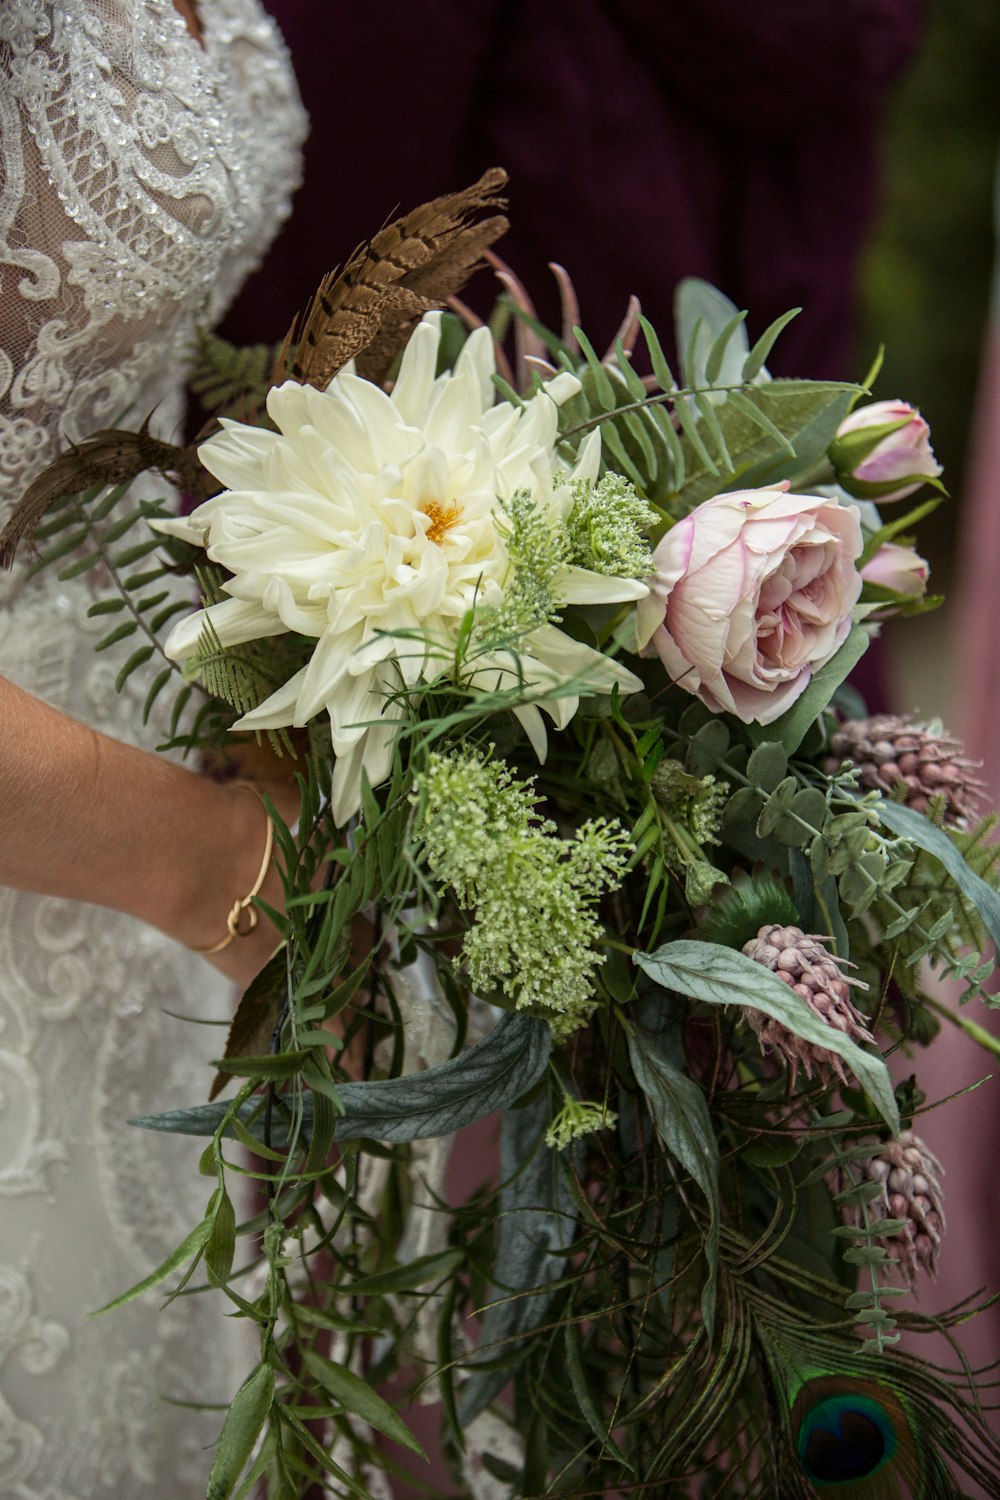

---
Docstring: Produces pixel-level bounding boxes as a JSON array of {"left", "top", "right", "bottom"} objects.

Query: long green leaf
[
  {"left": 205, "top": 1189, "right": 237, "bottom": 1284},
  {"left": 206, "top": 1363, "right": 274, "bottom": 1500},
  {"left": 638, "top": 313, "right": 677, "bottom": 395},
  {"left": 564, "top": 1320, "right": 633, "bottom": 1468},
  {"left": 301, "top": 1350, "right": 426, "bottom": 1457},
  {"left": 132, "top": 1012, "right": 551, "bottom": 1145},
  {"left": 726, "top": 388, "right": 795, "bottom": 453},
  {"left": 742, "top": 307, "right": 801, "bottom": 382},
  {"left": 635, "top": 941, "right": 898, "bottom": 1131},
  {"left": 345, "top": 1248, "right": 463, "bottom": 1297},
  {"left": 705, "top": 311, "right": 749, "bottom": 386},
  {"left": 677, "top": 379, "right": 858, "bottom": 509},
  {"left": 573, "top": 326, "right": 616, "bottom": 408},
  {"left": 626, "top": 1019, "right": 720, "bottom": 1335},
  {"left": 90, "top": 1210, "right": 215, "bottom": 1314}
]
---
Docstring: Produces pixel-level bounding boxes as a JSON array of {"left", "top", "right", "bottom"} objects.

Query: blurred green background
[{"left": 861, "top": 0, "right": 1000, "bottom": 590}]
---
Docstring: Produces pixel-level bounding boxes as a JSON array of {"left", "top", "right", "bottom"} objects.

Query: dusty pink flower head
[
  {"left": 860, "top": 541, "right": 929, "bottom": 616},
  {"left": 635, "top": 484, "right": 863, "bottom": 724},
  {"left": 830, "top": 399, "right": 942, "bottom": 502}
]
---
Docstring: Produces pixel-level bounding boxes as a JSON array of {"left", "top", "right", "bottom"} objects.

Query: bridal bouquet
[{"left": 9, "top": 170, "right": 1000, "bottom": 1498}]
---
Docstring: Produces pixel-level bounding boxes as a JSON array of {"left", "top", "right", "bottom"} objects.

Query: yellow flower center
[{"left": 421, "top": 499, "right": 463, "bottom": 545}]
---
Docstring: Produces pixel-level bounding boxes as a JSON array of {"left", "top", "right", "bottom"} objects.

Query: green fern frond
[
  {"left": 188, "top": 328, "right": 279, "bottom": 418},
  {"left": 556, "top": 314, "right": 862, "bottom": 518},
  {"left": 30, "top": 482, "right": 213, "bottom": 732}
]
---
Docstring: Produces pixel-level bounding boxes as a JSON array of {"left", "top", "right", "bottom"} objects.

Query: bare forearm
[{"left": 0, "top": 676, "right": 287, "bottom": 984}]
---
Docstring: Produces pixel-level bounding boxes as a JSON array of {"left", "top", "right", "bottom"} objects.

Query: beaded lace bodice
[
  {"left": 0, "top": 3, "right": 306, "bottom": 1494},
  {"left": 0, "top": 0, "right": 305, "bottom": 504}
]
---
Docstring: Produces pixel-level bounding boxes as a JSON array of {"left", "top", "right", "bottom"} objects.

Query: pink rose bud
[
  {"left": 860, "top": 541, "right": 929, "bottom": 601},
  {"left": 635, "top": 484, "right": 864, "bottom": 725},
  {"left": 830, "top": 399, "right": 942, "bottom": 503}
]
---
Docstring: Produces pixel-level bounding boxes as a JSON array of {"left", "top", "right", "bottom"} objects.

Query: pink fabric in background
[{"left": 924, "top": 326, "right": 1000, "bottom": 1404}]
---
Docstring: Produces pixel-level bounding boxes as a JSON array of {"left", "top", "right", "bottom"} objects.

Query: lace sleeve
[{"left": 0, "top": 0, "right": 306, "bottom": 515}]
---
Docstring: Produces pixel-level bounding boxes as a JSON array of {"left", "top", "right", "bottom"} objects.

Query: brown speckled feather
[
  {"left": 278, "top": 167, "right": 509, "bottom": 391},
  {"left": 0, "top": 417, "right": 201, "bottom": 569}
]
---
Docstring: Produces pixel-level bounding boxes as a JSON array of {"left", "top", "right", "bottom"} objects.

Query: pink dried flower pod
[
  {"left": 741, "top": 923, "right": 872, "bottom": 1085},
  {"left": 825, "top": 713, "right": 985, "bottom": 828},
  {"left": 853, "top": 1130, "right": 945, "bottom": 1288}
]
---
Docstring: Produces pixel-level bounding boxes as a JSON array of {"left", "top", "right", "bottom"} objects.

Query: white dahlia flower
[{"left": 157, "top": 313, "right": 646, "bottom": 824}]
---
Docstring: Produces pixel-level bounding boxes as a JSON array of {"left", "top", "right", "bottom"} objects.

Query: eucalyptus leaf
[
  {"left": 746, "top": 624, "right": 870, "bottom": 755},
  {"left": 746, "top": 742, "right": 789, "bottom": 793},
  {"left": 132, "top": 1011, "right": 551, "bottom": 1145},
  {"left": 458, "top": 1087, "right": 577, "bottom": 1424},
  {"left": 756, "top": 777, "right": 797, "bottom": 836},
  {"left": 876, "top": 799, "right": 1000, "bottom": 955},
  {"left": 634, "top": 941, "right": 898, "bottom": 1132},
  {"left": 626, "top": 1017, "right": 719, "bottom": 1335},
  {"left": 686, "top": 719, "right": 730, "bottom": 775}
]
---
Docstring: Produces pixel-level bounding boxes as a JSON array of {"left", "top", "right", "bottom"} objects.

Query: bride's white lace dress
[{"left": 0, "top": 3, "right": 306, "bottom": 1493}]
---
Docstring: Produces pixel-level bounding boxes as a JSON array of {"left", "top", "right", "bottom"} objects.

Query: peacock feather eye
[
  {"left": 788, "top": 1374, "right": 922, "bottom": 1497},
  {"left": 797, "top": 1393, "right": 897, "bottom": 1483}
]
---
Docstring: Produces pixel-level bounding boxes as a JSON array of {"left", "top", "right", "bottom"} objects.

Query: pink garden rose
[
  {"left": 635, "top": 485, "right": 864, "bottom": 724},
  {"left": 829, "top": 399, "right": 942, "bottom": 503}
]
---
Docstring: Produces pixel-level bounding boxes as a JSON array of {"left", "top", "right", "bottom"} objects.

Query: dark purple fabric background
[
  {"left": 226, "top": 0, "right": 921, "bottom": 382},
  {"left": 224, "top": 1, "right": 922, "bottom": 716}
]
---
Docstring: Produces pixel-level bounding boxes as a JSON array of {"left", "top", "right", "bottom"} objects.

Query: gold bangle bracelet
[{"left": 193, "top": 783, "right": 275, "bottom": 956}]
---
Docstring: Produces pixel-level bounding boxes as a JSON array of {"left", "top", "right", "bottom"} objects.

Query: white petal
[
  {"left": 454, "top": 325, "right": 497, "bottom": 410},
  {"left": 543, "top": 370, "right": 582, "bottom": 406},
  {"left": 199, "top": 420, "right": 277, "bottom": 490},
  {"left": 557, "top": 566, "right": 649, "bottom": 605},
  {"left": 512, "top": 702, "right": 549, "bottom": 761},
  {"left": 529, "top": 623, "right": 643, "bottom": 695},
  {"left": 163, "top": 596, "right": 285, "bottom": 662},
  {"left": 568, "top": 428, "right": 602, "bottom": 484},
  {"left": 150, "top": 512, "right": 210, "bottom": 546},
  {"left": 390, "top": 313, "right": 442, "bottom": 425},
  {"left": 233, "top": 667, "right": 309, "bottom": 729},
  {"left": 329, "top": 736, "right": 366, "bottom": 826}
]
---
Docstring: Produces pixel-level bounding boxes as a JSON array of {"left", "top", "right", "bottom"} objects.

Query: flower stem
[{"left": 922, "top": 991, "right": 1000, "bottom": 1059}]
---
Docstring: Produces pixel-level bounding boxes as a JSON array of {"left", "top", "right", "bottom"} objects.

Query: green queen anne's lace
[
  {"left": 413, "top": 749, "right": 631, "bottom": 1039},
  {"left": 565, "top": 473, "right": 657, "bottom": 579}
]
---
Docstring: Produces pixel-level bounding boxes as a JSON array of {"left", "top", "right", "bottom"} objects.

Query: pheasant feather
[
  {"left": 276, "top": 166, "right": 509, "bottom": 391},
  {"left": 0, "top": 416, "right": 200, "bottom": 568}
]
